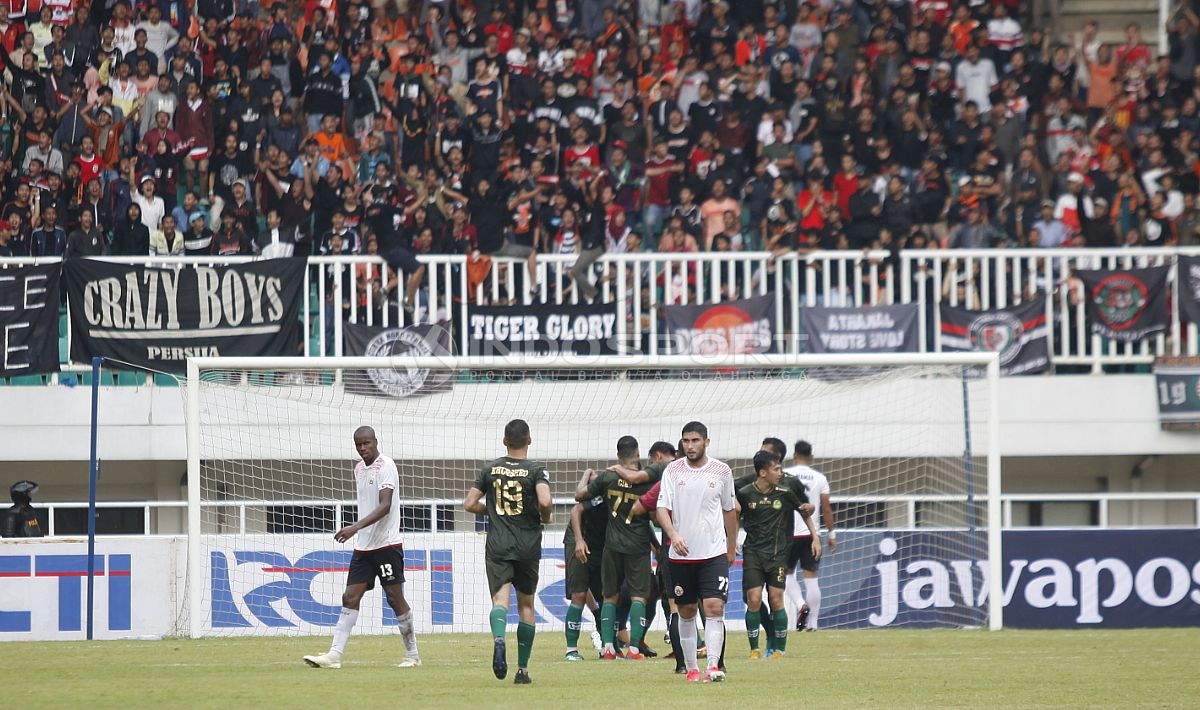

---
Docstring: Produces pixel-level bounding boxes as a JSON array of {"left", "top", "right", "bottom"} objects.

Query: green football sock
[
  {"left": 761, "top": 604, "right": 776, "bottom": 651},
  {"left": 772, "top": 609, "right": 789, "bottom": 652},
  {"left": 600, "top": 601, "right": 617, "bottom": 646},
  {"left": 565, "top": 603, "right": 584, "bottom": 649},
  {"left": 489, "top": 605, "right": 507, "bottom": 639},
  {"left": 629, "top": 600, "right": 647, "bottom": 646},
  {"left": 517, "top": 621, "right": 535, "bottom": 669},
  {"left": 745, "top": 609, "right": 761, "bottom": 650}
]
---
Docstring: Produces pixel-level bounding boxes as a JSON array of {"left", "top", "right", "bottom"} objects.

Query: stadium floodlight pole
[
  {"left": 186, "top": 358, "right": 203, "bottom": 639},
  {"left": 86, "top": 356, "right": 102, "bottom": 641}
]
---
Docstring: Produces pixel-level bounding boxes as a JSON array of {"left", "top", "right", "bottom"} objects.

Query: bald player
[{"left": 304, "top": 426, "right": 421, "bottom": 669}]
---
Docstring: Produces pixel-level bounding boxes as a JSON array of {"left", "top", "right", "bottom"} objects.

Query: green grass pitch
[{"left": 7, "top": 629, "right": 1199, "bottom": 708}]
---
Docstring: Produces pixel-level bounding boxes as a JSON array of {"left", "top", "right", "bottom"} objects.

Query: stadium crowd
[{"left": 0, "top": 0, "right": 1197, "bottom": 271}]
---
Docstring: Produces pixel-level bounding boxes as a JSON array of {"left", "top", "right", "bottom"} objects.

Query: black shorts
[
  {"left": 382, "top": 245, "right": 423, "bottom": 275},
  {"left": 787, "top": 536, "right": 821, "bottom": 573},
  {"left": 347, "top": 545, "right": 406, "bottom": 589},
  {"left": 742, "top": 550, "right": 789, "bottom": 591},
  {"left": 668, "top": 555, "right": 730, "bottom": 605},
  {"left": 486, "top": 555, "right": 540, "bottom": 597},
  {"left": 601, "top": 547, "right": 654, "bottom": 600},
  {"left": 564, "top": 544, "right": 603, "bottom": 599}
]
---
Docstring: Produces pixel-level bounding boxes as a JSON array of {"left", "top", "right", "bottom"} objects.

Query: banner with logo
[
  {"left": 1176, "top": 255, "right": 1200, "bottom": 325},
  {"left": 1075, "top": 266, "right": 1169, "bottom": 343},
  {"left": 661, "top": 294, "right": 774, "bottom": 355},
  {"left": 342, "top": 320, "right": 455, "bottom": 398},
  {"left": 803, "top": 304, "right": 920, "bottom": 353},
  {"left": 64, "top": 258, "right": 307, "bottom": 372},
  {"left": 467, "top": 302, "right": 617, "bottom": 355},
  {"left": 940, "top": 296, "right": 1050, "bottom": 376},
  {"left": 0, "top": 263, "right": 60, "bottom": 377}
]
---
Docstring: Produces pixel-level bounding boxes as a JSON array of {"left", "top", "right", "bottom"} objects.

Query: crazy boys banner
[
  {"left": 0, "top": 263, "right": 60, "bottom": 377},
  {"left": 468, "top": 302, "right": 617, "bottom": 355},
  {"left": 65, "top": 258, "right": 306, "bottom": 372},
  {"left": 342, "top": 320, "right": 455, "bottom": 398},
  {"left": 1075, "top": 266, "right": 1168, "bottom": 343},
  {"left": 662, "top": 294, "right": 775, "bottom": 355},
  {"left": 940, "top": 296, "right": 1050, "bottom": 376},
  {"left": 803, "top": 303, "right": 920, "bottom": 353}
]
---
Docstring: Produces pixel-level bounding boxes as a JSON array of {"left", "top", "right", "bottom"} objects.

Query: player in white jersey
[
  {"left": 784, "top": 440, "right": 837, "bottom": 631},
  {"left": 304, "top": 426, "right": 421, "bottom": 669},
  {"left": 656, "top": 421, "right": 737, "bottom": 683}
]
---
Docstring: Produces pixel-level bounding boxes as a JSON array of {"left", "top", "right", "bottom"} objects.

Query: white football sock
[
  {"left": 785, "top": 574, "right": 807, "bottom": 612},
  {"left": 396, "top": 610, "right": 419, "bottom": 658},
  {"left": 329, "top": 607, "right": 359, "bottom": 659},
  {"left": 704, "top": 620, "right": 725, "bottom": 671},
  {"left": 805, "top": 577, "right": 822, "bottom": 630},
  {"left": 678, "top": 614, "right": 698, "bottom": 672}
]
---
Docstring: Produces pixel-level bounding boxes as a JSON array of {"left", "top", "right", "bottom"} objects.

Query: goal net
[{"left": 180, "top": 354, "right": 1000, "bottom": 639}]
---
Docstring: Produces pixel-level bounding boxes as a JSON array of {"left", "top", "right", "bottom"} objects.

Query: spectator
[
  {"left": 1030, "top": 201, "right": 1069, "bottom": 248},
  {"left": 113, "top": 203, "right": 151, "bottom": 255},
  {"left": 30, "top": 204, "right": 67, "bottom": 256},
  {"left": 64, "top": 209, "right": 107, "bottom": 257},
  {"left": 949, "top": 204, "right": 1005, "bottom": 249}
]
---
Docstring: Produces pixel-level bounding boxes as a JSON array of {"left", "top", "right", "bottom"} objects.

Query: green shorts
[
  {"left": 564, "top": 545, "right": 594, "bottom": 597},
  {"left": 742, "top": 550, "right": 789, "bottom": 591},
  {"left": 601, "top": 547, "right": 653, "bottom": 600},
  {"left": 485, "top": 555, "right": 540, "bottom": 598}
]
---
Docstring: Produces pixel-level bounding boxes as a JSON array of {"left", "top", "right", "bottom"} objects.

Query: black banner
[
  {"left": 1177, "top": 255, "right": 1200, "bottom": 326},
  {"left": 940, "top": 296, "right": 1051, "bottom": 376},
  {"left": 803, "top": 304, "right": 920, "bottom": 353},
  {"left": 0, "top": 263, "right": 60, "bottom": 377},
  {"left": 661, "top": 294, "right": 775, "bottom": 355},
  {"left": 1153, "top": 357, "right": 1200, "bottom": 430},
  {"left": 467, "top": 302, "right": 618, "bottom": 355},
  {"left": 64, "top": 258, "right": 307, "bottom": 372},
  {"left": 1075, "top": 266, "right": 1169, "bottom": 343},
  {"left": 343, "top": 320, "right": 455, "bottom": 398}
]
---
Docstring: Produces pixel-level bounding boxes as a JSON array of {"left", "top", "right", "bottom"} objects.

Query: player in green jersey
[
  {"left": 575, "top": 435, "right": 662, "bottom": 660},
  {"left": 563, "top": 468, "right": 608, "bottom": 661},
  {"left": 463, "top": 419, "right": 553, "bottom": 685},
  {"left": 736, "top": 450, "right": 819, "bottom": 658},
  {"left": 734, "top": 437, "right": 813, "bottom": 657}
]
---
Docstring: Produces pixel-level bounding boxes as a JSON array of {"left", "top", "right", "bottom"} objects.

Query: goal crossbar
[
  {"left": 189, "top": 352, "right": 999, "bottom": 371},
  {"left": 185, "top": 352, "right": 1002, "bottom": 637}
]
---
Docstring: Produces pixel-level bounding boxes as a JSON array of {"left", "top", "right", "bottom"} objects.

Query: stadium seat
[
  {"left": 117, "top": 371, "right": 147, "bottom": 387},
  {"left": 8, "top": 375, "right": 47, "bottom": 386}
]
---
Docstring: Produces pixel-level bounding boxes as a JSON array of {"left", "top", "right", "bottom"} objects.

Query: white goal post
[{"left": 184, "top": 353, "right": 1001, "bottom": 639}]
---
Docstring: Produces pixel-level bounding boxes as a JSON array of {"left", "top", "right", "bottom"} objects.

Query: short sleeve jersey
[
  {"left": 736, "top": 470, "right": 808, "bottom": 507},
  {"left": 657, "top": 456, "right": 736, "bottom": 561},
  {"left": 736, "top": 482, "right": 803, "bottom": 559},
  {"left": 353, "top": 454, "right": 403, "bottom": 551},
  {"left": 585, "top": 462, "right": 665, "bottom": 554},
  {"left": 473, "top": 456, "right": 551, "bottom": 561},
  {"left": 785, "top": 464, "right": 830, "bottom": 538}
]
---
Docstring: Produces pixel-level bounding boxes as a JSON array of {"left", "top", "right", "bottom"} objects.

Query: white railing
[
  {"left": 9, "top": 247, "right": 1200, "bottom": 377},
  {"left": 35, "top": 492, "right": 1200, "bottom": 536}
]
